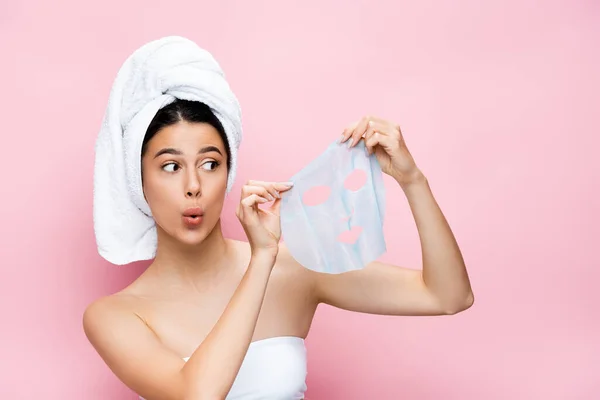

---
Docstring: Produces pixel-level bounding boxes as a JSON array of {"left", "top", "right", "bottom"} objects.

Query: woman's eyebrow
[
  {"left": 153, "top": 146, "right": 222, "bottom": 159},
  {"left": 198, "top": 146, "right": 222, "bottom": 156},
  {"left": 153, "top": 148, "right": 182, "bottom": 158}
]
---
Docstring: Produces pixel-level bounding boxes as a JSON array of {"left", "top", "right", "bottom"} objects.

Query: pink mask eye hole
[
  {"left": 344, "top": 169, "right": 367, "bottom": 191},
  {"left": 302, "top": 185, "right": 331, "bottom": 206}
]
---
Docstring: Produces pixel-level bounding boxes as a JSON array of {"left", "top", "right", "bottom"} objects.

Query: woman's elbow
[{"left": 444, "top": 291, "right": 474, "bottom": 315}]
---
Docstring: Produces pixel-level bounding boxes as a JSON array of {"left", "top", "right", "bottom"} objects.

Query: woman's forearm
[
  {"left": 399, "top": 171, "right": 474, "bottom": 314},
  {"left": 181, "top": 251, "right": 276, "bottom": 399}
]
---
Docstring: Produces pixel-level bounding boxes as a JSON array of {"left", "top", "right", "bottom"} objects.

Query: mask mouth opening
[{"left": 337, "top": 226, "right": 363, "bottom": 245}]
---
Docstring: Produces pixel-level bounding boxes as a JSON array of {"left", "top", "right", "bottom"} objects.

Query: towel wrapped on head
[{"left": 93, "top": 36, "right": 242, "bottom": 265}]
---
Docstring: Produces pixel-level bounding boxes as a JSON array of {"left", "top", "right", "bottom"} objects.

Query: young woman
[{"left": 84, "top": 93, "right": 473, "bottom": 399}]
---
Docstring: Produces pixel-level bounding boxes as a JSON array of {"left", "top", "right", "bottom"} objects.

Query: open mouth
[{"left": 182, "top": 214, "right": 203, "bottom": 227}]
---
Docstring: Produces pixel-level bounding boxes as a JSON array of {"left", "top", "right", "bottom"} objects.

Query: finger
[
  {"left": 265, "top": 197, "right": 282, "bottom": 216},
  {"left": 246, "top": 181, "right": 294, "bottom": 198},
  {"left": 340, "top": 121, "right": 359, "bottom": 143},
  {"left": 362, "top": 120, "right": 388, "bottom": 154},
  {"left": 243, "top": 183, "right": 287, "bottom": 200},
  {"left": 365, "top": 115, "right": 390, "bottom": 126},
  {"left": 363, "top": 120, "right": 381, "bottom": 139},
  {"left": 238, "top": 193, "right": 267, "bottom": 225},
  {"left": 364, "top": 115, "right": 400, "bottom": 132},
  {"left": 241, "top": 193, "right": 270, "bottom": 208},
  {"left": 348, "top": 116, "right": 371, "bottom": 148},
  {"left": 368, "top": 120, "right": 397, "bottom": 136},
  {"left": 366, "top": 127, "right": 399, "bottom": 155},
  {"left": 363, "top": 123, "right": 377, "bottom": 155},
  {"left": 272, "top": 182, "right": 294, "bottom": 194},
  {"left": 359, "top": 116, "right": 401, "bottom": 136},
  {"left": 364, "top": 132, "right": 382, "bottom": 155},
  {"left": 242, "top": 185, "right": 276, "bottom": 201},
  {"left": 374, "top": 120, "right": 403, "bottom": 143}
]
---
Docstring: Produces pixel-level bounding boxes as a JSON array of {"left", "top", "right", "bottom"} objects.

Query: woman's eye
[
  {"left": 162, "top": 163, "right": 179, "bottom": 172},
  {"left": 201, "top": 161, "right": 219, "bottom": 171}
]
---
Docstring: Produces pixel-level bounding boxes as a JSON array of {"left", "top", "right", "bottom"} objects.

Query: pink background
[{"left": 1, "top": 0, "right": 598, "bottom": 398}]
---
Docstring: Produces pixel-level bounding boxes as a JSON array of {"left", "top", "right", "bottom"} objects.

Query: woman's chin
[
  {"left": 156, "top": 217, "right": 217, "bottom": 247},
  {"left": 176, "top": 229, "right": 209, "bottom": 246}
]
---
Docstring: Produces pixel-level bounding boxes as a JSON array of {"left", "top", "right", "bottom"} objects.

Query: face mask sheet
[{"left": 280, "top": 139, "right": 386, "bottom": 274}]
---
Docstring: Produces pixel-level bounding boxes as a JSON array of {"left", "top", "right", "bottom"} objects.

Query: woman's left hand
[{"left": 340, "top": 115, "right": 424, "bottom": 186}]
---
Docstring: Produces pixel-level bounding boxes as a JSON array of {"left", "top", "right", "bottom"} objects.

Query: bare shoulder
[
  {"left": 82, "top": 293, "right": 142, "bottom": 343},
  {"left": 83, "top": 293, "right": 137, "bottom": 321},
  {"left": 82, "top": 293, "right": 188, "bottom": 398}
]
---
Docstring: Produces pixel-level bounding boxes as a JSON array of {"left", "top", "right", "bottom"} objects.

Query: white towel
[{"left": 93, "top": 36, "right": 242, "bottom": 265}]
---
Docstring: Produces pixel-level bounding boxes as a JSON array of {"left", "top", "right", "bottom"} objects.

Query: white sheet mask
[{"left": 280, "top": 139, "right": 386, "bottom": 274}]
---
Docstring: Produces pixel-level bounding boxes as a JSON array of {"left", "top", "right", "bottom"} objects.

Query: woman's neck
[{"left": 146, "top": 220, "right": 235, "bottom": 284}]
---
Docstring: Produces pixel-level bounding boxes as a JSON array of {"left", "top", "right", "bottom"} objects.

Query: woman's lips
[
  {"left": 182, "top": 207, "right": 204, "bottom": 228},
  {"left": 182, "top": 215, "right": 203, "bottom": 227}
]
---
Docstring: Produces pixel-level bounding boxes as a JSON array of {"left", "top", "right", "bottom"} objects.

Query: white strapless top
[{"left": 140, "top": 336, "right": 307, "bottom": 400}]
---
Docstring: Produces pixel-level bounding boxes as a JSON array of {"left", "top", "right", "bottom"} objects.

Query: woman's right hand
[{"left": 236, "top": 180, "right": 294, "bottom": 258}]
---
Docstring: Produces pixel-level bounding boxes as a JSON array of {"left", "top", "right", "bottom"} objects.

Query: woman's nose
[
  {"left": 186, "top": 188, "right": 201, "bottom": 197},
  {"left": 186, "top": 175, "right": 202, "bottom": 198}
]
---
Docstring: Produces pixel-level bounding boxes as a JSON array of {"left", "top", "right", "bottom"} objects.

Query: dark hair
[{"left": 141, "top": 99, "right": 231, "bottom": 171}]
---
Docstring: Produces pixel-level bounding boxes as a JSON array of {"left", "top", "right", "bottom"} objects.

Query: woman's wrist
[
  {"left": 249, "top": 248, "right": 278, "bottom": 269},
  {"left": 395, "top": 168, "right": 428, "bottom": 191}
]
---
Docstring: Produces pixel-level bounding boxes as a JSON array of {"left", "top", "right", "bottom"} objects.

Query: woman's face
[{"left": 141, "top": 120, "right": 228, "bottom": 246}]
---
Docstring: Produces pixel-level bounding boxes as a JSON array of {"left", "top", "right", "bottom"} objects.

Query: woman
[{"left": 84, "top": 40, "right": 473, "bottom": 400}]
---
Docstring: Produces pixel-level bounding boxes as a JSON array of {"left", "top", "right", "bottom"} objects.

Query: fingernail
[
  {"left": 338, "top": 134, "right": 345, "bottom": 143},
  {"left": 348, "top": 139, "right": 353, "bottom": 148},
  {"left": 282, "top": 182, "right": 294, "bottom": 187},
  {"left": 268, "top": 194, "right": 274, "bottom": 201},
  {"left": 274, "top": 191, "right": 280, "bottom": 198}
]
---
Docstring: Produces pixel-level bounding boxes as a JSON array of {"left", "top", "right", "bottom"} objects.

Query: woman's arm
[
  {"left": 182, "top": 251, "right": 276, "bottom": 399},
  {"left": 402, "top": 173, "right": 473, "bottom": 311},
  {"left": 84, "top": 181, "right": 292, "bottom": 400},
  {"left": 83, "top": 253, "right": 276, "bottom": 400},
  {"left": 310, "top": 171, "right": 473, "bottom": 316},
  {"left": 305, "top": 116, "right": 473, "bottom": 316}
]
